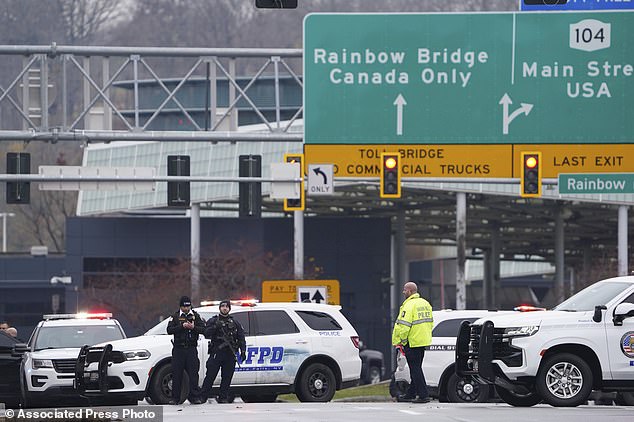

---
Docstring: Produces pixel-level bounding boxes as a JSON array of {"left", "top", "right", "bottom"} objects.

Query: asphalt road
[{"left": 4, "top": 401, "right": 631, "bottom": 422}]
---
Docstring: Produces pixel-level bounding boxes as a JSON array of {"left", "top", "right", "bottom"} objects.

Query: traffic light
[
  {"left": 284, "top": 153, "right": 304, "bottom": 212},
  {"left": 255, "top": 0, "right": 298, "bottom": 8},
  {"left": 520, "top": 152, "right": 542, "bottom": 198},
  {"left": 167, "top": 155, "right": 190, "bottom": 207},
  {"left": 239, "top": 155, "right": 262, "bottom": 218},
  {"left": 6, "top": 152, "right": 30, "bottom": 204},
  {"left": 380, "top": 152, "right": 401, "bottom": 199}
]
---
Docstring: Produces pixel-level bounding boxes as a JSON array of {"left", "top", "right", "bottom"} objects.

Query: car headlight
[
  {"left": 503, "top": 325, "right": 539, "bottom": 338},
  {"left": 32, "top": 359, "right": 53, "bottom": 369},
  {"left": 123, "top": 350, "right": 151, "bottom": 360}
]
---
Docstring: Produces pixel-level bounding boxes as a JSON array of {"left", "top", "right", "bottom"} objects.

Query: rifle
[{"left": 215, "top": 320, "right": 242, "bottom": 368}]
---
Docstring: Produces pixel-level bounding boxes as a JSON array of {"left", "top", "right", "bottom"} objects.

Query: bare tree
[
  {"left": 80, "top": 242, "right": 325, "bottom": 333},
  {"left": 55, "top": 0, "right": 125, "bottom": 44}
]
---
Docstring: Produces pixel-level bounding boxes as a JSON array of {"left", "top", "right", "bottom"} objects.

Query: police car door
[
  {"left": 249, "top": 309, "right": 305, "bottom": 385},
  {"left": 228, "top": 310, "right": 257, "bottom": 385},
  {"left": 606, "top": 292, "right": 634, "bottom": 380}
]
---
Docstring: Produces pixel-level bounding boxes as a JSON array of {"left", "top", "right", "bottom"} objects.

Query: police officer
[
  {"left": 167, "top": 295, "right": 205, "bottom": 405},
  {"left": 199, "top": 300, "right": 246, "bottom": 403},
  {"left": 392, "top": 282, "right": 433, "bottom": 403}
]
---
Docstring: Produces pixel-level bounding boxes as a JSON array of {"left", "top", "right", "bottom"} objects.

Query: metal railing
[{"left": 0, "top": 44, "right": 304, "bottom": 143}]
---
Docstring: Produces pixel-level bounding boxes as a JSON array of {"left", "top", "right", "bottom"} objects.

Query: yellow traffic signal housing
[
  {"left": 520, "top": 151, "right": 542, "bottom": 198},
  {"left": 380, "top": 152, "right": 401, "bottom": 199},
  {"left": 283, "top": 153, "right": 305, "bottom": 211}
]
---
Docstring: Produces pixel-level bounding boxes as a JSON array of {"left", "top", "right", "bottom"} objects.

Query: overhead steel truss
[{"left": 0, "top": 44, "right": 303, "bottom": 143}]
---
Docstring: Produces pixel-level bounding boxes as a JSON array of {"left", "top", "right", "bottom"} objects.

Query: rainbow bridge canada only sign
[{"left": 303, "top": 12, "right": 634, "bottom": 145}]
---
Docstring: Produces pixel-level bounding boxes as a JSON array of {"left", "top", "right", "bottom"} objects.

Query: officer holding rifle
[{"left": 199, "top": 300, "right": 246, "bottom": 403}]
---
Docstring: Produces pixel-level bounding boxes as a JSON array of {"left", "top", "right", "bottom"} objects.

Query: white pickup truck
[{"left": 456, "top": 275, "right": 634, "bottom": 407}]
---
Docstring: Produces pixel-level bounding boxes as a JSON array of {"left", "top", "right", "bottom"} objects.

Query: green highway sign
[
  {"left": 559, "top": 173, "right": 634, "bottom": 194},
  {"left": 304, "top": 12, "right": 634, "bottom": 144}
]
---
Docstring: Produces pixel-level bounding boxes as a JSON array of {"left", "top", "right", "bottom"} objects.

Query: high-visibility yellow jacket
[{"left": 392, "top": 293, "right": 433, "bottom": 347}]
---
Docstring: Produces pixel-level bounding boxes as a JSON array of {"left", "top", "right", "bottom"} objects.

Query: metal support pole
[
  {"left": 490, "top": 222, "right": 500, "bottom": 309},
  {"left": 229, "top": 58, "right": 237, "bottom": 131},
  {"left": 396, "top": 206, "right": 407, "bottom": 292},
  {"left": 293, "top": 210, "right": 304, "bottom": 279},
  {"left": 62, "top": 55, "right": 68, "bottom": 130},
  {"left": 40, "top": 55, "right": 48, "bottom": 131},
  {"left": 390, "top": 229, "right": 397, "bottom": 371},
  {"left": 456, "top": 192, "right": 467, "bottom": 310},
  {"left": 132, "top": 55, "right": 140, "bottom": 129},
  {"left": 83, "top": 57, "right": 90, "bottom": 130},
  {"left": 102, "top": 57, "right": 112, "bottom": 130},
  {"left": 0, "top": 212, "right": 14, "bottom": 253},
  {"left": 191, "top": 203, "right": 200, "bottom": 306},
  {"left": 555, "top": 207, "right": 565, "bottom": 303},
  {"left": 482, "top": 249, "right": 490, "bottom": 309},
  {"left": 273, "top": 56, "right": 281, "bottom": 131},
  {"left": 618, "top": 205, "right": 628, "bottom": 276}
]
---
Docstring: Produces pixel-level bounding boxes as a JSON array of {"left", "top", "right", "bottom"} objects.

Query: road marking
[{"left": 399, "top": 409, "right": 422, "bottom": 415}]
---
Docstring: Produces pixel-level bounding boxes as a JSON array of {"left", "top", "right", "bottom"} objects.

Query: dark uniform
[
  {"left": 166, "top": 296, "right": 205, "bottom": 404},
  {"left": 199, "top": 300, "right": 246, "bottom": 403}
]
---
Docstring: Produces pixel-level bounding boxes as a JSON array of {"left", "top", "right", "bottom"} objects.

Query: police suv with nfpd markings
[
  {"left": 75, "top": 301, "right": 361, "bottom": 403},
  {"left": 457, "top": 276, "right": 634, "bottom": 407}
]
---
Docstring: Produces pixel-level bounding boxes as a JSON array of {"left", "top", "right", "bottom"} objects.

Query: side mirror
[
  {"left": 613, "top": 303, "right": 634, "bottom": 326},
  {"left": 593, "top": 305, "right": 607, "bottom": 323},
  {"left": 11, "top": 343, "right": 30, "bottom": 357}
]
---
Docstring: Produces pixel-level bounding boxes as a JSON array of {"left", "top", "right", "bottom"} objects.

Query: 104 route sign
[{"left": 304, "top": 12, "right": 634, "bottom": 145}]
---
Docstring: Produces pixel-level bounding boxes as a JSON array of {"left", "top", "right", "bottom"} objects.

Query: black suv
[{"left": 0, "top": 330, "right": 29, "bottom": 408}]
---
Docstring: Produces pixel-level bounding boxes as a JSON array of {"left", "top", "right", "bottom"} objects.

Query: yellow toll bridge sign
[{"left": 261, "top": 279, "right": 340, "bottom": 305}]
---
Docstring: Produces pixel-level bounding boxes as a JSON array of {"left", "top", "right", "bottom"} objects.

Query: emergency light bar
[
  {"left": 199, "top": 299, "right": 259, "bottom": 307},
  {"left": 43, "top": 312, "right": 113, "bottom": 320}
]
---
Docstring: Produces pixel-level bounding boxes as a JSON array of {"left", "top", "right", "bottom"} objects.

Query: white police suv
[
  {"left": 22, "top": 313, "right": 126, "bottom": 407},
  {"left": 457, "top": 276, "right": 634, "bottom": 407},
  {"left": 75, "top": 301, "right": 362, "bottom": 403}
]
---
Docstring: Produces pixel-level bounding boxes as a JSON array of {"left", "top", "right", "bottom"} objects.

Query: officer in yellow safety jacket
[{"left": 392, "top": 281, "right": 433, "bottom": 403}]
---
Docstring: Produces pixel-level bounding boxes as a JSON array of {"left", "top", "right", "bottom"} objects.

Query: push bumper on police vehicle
[
  {"left": 74, "top": 344, "right": 146, "bottom": 402},
  {"left": 455, "top": 320, "right": 535, "bottom": 396}
]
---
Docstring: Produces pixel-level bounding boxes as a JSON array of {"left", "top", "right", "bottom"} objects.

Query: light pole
[
  {"left": 50, "top": 275, "right": 76, "bottom": 313},
  {"left": 0, "top": 212, "right": 15, "bottom": 253}
]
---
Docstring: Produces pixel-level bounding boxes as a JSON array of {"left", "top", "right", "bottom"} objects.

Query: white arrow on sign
[
  {"left": 499, "top": 93, "right": 533, "bottom": 135},
  {"left": 307, "top": 164, "right": 334, "bottom": 196},
  {"left": 393, "top": 94, "right": 407, "bottom": 136}
]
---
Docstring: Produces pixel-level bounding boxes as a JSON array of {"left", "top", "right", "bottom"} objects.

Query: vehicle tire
[
  {"left": 389, "top": 375, "right": 409, "bottom": 398},
  {"left": 148, "top": 363, "right": 188, "bottom": 404},
  {"left": 615, "top": 392, "right": 634, "bottom": 406},
  {"left": 368, "top": 366, "right": 381, "bottom": 385},
  {"left": 295, "top": 363, "right": 336, "bottom": 402},
  {"left": 446, "top": 373, "right": 490, "bottom": 403},
  {"left": 495, "top": 385, "right": 542, "bottom": 407},
  {"left": 20, "top": 372, "right": 33, "bottom": 409},
  {"left": 536, "top": 353, "right": 593, "bottom": 407},
  {"left": 241, "top": 394, "right": 278, "bottom": 403}
]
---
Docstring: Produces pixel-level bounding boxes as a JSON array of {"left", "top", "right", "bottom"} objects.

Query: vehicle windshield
[
  {"left": 554, "top": 281, "right": 632, "bottom": 312},
  {"left": 33, "top": 325, "right": 124, "bottom": 350},
  {"left": 144, "top": 311, "right": 216, "bottom": 335}
]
